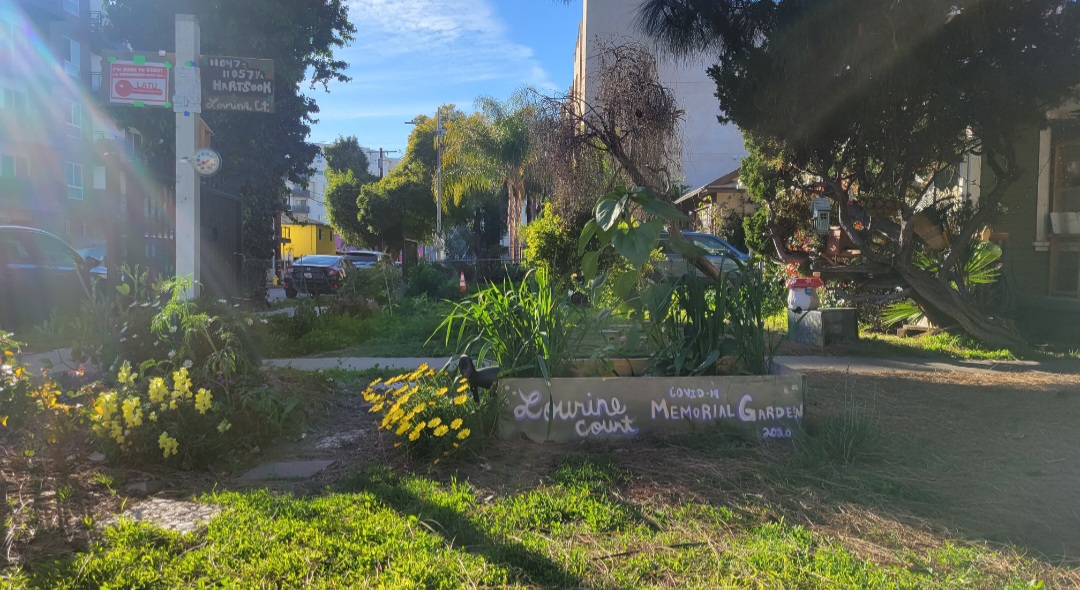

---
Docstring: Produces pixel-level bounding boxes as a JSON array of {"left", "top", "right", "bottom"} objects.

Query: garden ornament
[{"left": 457, "top": 354, "right": 499, "bottom": 403}]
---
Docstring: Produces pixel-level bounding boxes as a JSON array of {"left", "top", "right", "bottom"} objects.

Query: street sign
[
  {"left": 200, "top": 55, "right": 274, "bottom": 113},
  {"left": 108, "top": 61, "right": 171, "bottom": 107}
]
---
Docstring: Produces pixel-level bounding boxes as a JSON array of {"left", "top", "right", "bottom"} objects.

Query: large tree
[
  {"left": 441, "top": 92, "right": 542, "bottom": 260},
  {"left": 102, "top": 0, "right": 354, "bottom": 293},
  {"left": 637, "top": 0, "right": 1080, "bottom": 347},
  {"left": 322, "top": 135, "right": 377, "bottom": 246}
]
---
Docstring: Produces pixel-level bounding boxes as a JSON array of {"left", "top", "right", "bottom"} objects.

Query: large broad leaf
[
  {"left": 612, "top": 221, "right": 662, "bottom": 267},
  {"left": 964, "top": 242, "right": 1002, "bottom": 286},
  {"left": 581, "top": 250, "right": 600, "bottom": 280},
  {"left": 635, "top": 194, "right": 689, "bottom": 222},
  {"left": 667, "top": 237, "right": 708, "bottom": 259},
  {"left": 613, "top": 269, "right": 639, "bottom": 301},
  {"left": 881, "top": 299, "right": 925, "bottom": 327},
  {"left": 595, "top": 194, "right": 628, "bottom": 231},
  {"left": 578, "top": 219, "right": 599, "bottom": 256}
]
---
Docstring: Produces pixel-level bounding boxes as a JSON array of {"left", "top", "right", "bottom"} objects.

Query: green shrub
[
  {"left": 405, "top": 261, "right": 456, "bottom": 299},
  {"left": 435, "top": 269, "right": 595, "bottom": 379},
  {"left": 339, "top": 263, "right": 403, "bottom": 306},
  {"left": 362, "top": 364, "right": 499, "bottom": 463},
  {"left": 522, "top": 202, "right": 580, "bottom": 283}
]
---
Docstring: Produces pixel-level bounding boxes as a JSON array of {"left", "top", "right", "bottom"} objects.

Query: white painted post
[{"left": 174, "top": 15, "right": 201, "bottom": 298}]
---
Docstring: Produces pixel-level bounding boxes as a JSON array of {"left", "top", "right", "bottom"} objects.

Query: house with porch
[{"left": 987, "top": 107, "right": 1080, "bottom": 343}]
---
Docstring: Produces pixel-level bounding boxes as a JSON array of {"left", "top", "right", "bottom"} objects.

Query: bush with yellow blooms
[
  {"left": 89, "top": 360, "right": 233, "bottom": 465},
  {"left": 362, "top": 364, "right": 499, "bottom": 464}
]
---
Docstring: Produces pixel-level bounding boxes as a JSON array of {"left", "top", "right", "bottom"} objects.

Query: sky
[{"left": 307, "top": 0, "right": 584, "bottom": 153}]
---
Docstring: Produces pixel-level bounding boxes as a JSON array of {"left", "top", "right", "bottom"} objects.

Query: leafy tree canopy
[
  {"left": 102, "top": 0, "right": 354, "bottom": 278},
  {"left": 638, "top": 0, "right": 1080, "bottom": 347}
]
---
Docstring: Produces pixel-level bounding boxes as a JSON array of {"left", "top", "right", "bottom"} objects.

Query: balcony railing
[
  {"left": 90, "top": 11, "right": 109, "bottom": 32},
  {"left": 290, "top": 204, "right": 311, "bottom": 214},
  {"left": 290, "top": 187, "right": 311, "bottom": 199}
]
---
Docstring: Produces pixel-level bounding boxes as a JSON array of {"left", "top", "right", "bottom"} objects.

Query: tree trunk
[{"left": 897, "top": 263, "right": 1026, "bottom": 349}]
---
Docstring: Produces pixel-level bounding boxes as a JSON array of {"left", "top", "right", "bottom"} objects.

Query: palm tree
[{"left": 441, "top": 91, "right": 540, "bottom": 260}]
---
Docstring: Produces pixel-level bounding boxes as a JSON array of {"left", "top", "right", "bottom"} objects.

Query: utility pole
[
  {"left": 364, "top": 148, "right": 400, "bottom": 179},
  {"left": 174, "top": 15, "right": 201, "bottom": 298},
  {"left": 435, "top": 107, "right": 444, "bottom": 261}
]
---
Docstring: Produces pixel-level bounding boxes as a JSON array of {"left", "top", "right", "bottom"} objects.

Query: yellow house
[{"left": 281, "top": 222, "right": 336, "bottom": 260}]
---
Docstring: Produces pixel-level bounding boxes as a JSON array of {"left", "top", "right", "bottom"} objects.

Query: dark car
[
  {"left": 0, "top": 226, "right": 99, "bottom": 330},
  {"left": 283, "top": 254, "right": 352, "bottom": 299},
  {"left": 342, "top": 250, "right": 388, "bottom": 269},
  {"left": 657, "top": 231, "right": 750, "bottom": 279}
]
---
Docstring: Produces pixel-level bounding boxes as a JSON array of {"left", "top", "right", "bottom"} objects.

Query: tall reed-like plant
[{"left": 433, "top": 269, "right": 592, "bottom": 380}]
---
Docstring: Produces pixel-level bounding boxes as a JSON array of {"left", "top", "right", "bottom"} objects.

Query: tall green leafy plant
[{"left": 434, "top": 269, "right": 600, "bottom": 380}]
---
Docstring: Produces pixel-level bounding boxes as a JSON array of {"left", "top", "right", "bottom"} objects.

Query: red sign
[{"left": 108, "top": 61, "right": 170, "bottom": 107}]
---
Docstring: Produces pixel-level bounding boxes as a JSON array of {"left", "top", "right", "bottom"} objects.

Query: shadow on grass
[{"left": 341, "top": 464, "right": 583, "bottom": 589}]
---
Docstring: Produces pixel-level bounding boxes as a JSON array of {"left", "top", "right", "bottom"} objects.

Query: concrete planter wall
[{"left": 498, "top": 364, "right": 804, "bottom": 444}]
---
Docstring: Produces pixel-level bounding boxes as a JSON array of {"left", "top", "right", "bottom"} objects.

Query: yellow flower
[
  {"left": 395, "top": 421, "right": 411, "bottom": 436},
  {"left": 432, "top": 458, "right": 440, "bottom": 466},
  {"left": 149, "top": 412, "right": 158, "bottom": 422},
  {"left": 408, "top": 429, "right": 421, "bottom": 441},
  {"left": 172, "top": 367, "right": 192, "bottom": 399},
  {"left": 169, "top": 400, "right": 178, "bottom": 410},
  {"left": 434, "top": 425, "right": 449, "bottom": 437},
  {"left": 411, "top": 403, "right": 425, "bottom": 415},
  {"left": 456, "top": 383, "right": 470, "bottom": 393},
  {"left": 369, "top": 403, "right": 384, "bottom": 413},
  {"left": 450, "top": 418, "right": 463, "bottom": 429},
  {"left": 453, "top": 395, "right": 468, "bottom": 406},
  {"left": 117, "top": 361, "right": 136, "bottom": 385},
  {"left": 370, "top": 378, "right": 383, "bottom": 387},
  {"left": 194, "top": 388, "right": 213, "bottom": 414},
  {"left": 158, "top": 431, "right": 179, "bottom": 458},
  {"left": 217, "top": 419, "right": 231, "bottom": 434},
  {"left": 452, "top": 443, "right": 460, "bottom": 448},
  {"left": 434, "top": 387, "right": 448, "bottom": 397},
  {"left": 427, "top": 417, "right": 442, "bottom": 428},
  {"left": 148, "top": 377, "right": 168, "bottom": 404},
  {"left": 457, "top": 428, "right": 471, "bottom": 440}
]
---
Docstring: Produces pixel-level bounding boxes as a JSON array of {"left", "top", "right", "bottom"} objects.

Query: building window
[
  {"left": 66, "top": 101, "right": 81, "bottom": 130},
  {"left": 0, "top": 21, "right": 12, "bottom": 66},
  {"left": 1, "top": 154, "right": 27, "bottom": 178},
  {"left": 63, "top": 0, "right": 79, "bottom": 16},
  {"left": 1, "top": 88, "right": 27, "bottom": 112},
  {"left": 317, "top": 227, "right": 325, "bottom": 241},
  {"left": 62, "top": 37, "right": 80, "bottom": 78},
  {"left": 93, "top": 165, "right": 105, "bottom": 190},
  {"left": 65, "top": 162, "right": 83, "bottom": 200}
]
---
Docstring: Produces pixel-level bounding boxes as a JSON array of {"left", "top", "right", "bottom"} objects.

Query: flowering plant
[
  {"left": 362, "top": 364, "right": 499, "bottom": 464},
  {"left": 89, "top": 361, "right": 231, "bottom": 465}
]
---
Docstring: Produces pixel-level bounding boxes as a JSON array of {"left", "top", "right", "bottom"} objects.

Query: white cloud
[{"left": 344, "top": 0, "right": 556, "bottom": 90}]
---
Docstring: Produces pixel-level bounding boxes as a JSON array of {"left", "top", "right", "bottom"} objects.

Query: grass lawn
[
  {"left": 254, "top": 299, "right": 457, "bottom": 358},
  {"left": 6, "top": 368, "right": 1080, "bottom": 589}
]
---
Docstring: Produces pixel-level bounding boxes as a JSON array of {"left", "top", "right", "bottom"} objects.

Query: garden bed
[{"left": 498, "top": 364, "right": 804, "bottom": 443}]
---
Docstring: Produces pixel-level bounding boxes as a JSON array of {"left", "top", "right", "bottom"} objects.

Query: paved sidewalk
[
  {"left": 263, "top": 354, "right": 1080, "bottom": 376},
  {"left": 263, "top": 356, "right": 456, "bottom": 373},
  {"left": 773, "top": 355, "right": 1080, "bottom": 375}
]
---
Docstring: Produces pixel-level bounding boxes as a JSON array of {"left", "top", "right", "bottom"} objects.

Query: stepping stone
[
  {"left": 315, "top": 429, "right": 365, "bottom": 449},
  {"left": 107, "top": 498, "right": 220, "bottom": 534},
  {"left": 239, "top": 460, "right": 336, "bottom": 481}
]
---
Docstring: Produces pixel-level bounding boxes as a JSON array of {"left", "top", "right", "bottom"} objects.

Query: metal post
[
  {"left": 174, "top": 15, "right": 201, "bottom": 298},
  {"left": 435, "top": 108, "right": 443, "bottom": 261}
]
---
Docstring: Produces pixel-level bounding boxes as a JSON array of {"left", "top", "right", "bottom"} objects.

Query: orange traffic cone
[{"left": 459, "top": 271, "right": 467, "bottom": 292}]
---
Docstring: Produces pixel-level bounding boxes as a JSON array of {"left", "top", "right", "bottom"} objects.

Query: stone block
[{"left": 787, "top": 308, "right": 859, "bottom": 348}]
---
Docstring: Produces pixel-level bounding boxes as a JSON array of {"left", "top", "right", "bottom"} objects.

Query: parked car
[
  {"left": 77, "top": 243, "right": 108, "bottom": 279},
  {"left": 0, "top": 226, "right": 100, "bottom": 330},
  {"left": 342, "top": 250, "right": 388, "bottom": 269},
  {"left": 657, "top": 231, "right": 750, "bottom": 280},
  {"left": 283, "top": 254, "right": 352, "bottom": 299}
]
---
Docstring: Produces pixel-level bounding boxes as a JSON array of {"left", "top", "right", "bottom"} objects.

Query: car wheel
[{"left": 285, "top": 287, "right": 297, "bottom": 299}]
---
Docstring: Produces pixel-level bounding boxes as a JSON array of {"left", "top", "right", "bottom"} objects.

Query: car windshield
[
  {"left": 346, "top": 252, "right": 380, "bottom": 263},
  {"left": 687, "top": 234, "right": 737, "bottom": 257},
  {"left": 296, "top": 256, "right": 339, "bottom": 266}
]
